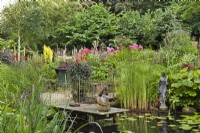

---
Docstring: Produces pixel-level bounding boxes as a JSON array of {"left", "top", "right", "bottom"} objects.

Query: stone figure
[
  {"left": 158, "top": 72, "right": 168, "bottom": 110},
  {"left": 96, "top": 86, "right": 110, "bottom": 112}
]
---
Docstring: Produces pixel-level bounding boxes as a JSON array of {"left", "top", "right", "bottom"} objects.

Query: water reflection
[
  {"left": 159, "top": 124, "right": 168, "bottom": 133},
  {"left": 71, "top": 114, "right": 166, "bottom": 133},
  {"left": 71, "top": 112, "right": 199, "bottom": 133},
  {"left": 119, "top": 116, "right": 160, "bottom": 133}
]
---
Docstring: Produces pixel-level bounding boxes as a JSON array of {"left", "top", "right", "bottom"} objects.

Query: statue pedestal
[{"left": 159, "top": 104, "right": 168, "bottom": 111}]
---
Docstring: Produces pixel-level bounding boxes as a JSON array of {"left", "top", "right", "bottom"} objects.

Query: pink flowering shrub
[
  {"left": 107, "top": 47, "right": 115, "bottom": 53},
  {"left": 72, "top": 48, "right": 91, "bottom": 62},
  {"left": 82, "top": 48, "right": 91, "bottom": 53},
  {"left": 129, "top": 43, "right": 143, "bottom": 50}
]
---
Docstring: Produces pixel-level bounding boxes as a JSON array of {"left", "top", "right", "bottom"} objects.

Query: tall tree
[
  {"left": 1, "top": 1, "right": 47, "bottom": 61},
  {"left": 1, "top": 0, "right": 81, "bottom": 54}
]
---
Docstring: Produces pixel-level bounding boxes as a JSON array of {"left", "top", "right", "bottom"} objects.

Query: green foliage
[
  {"left": 0, "top": 54, "right": 57, "bottom": 105},
  {"left": 86, "top": 54, "right": 115, "bottom": 81},
  {"left": 168, "top": 69, "right": 200, "bottom": 107},
  {"left": 117, "top": 8, "right": 181, "bottom": 49},
  {"left": 0, "top": 38, "right": 15, "bottom": 50},
  {"left": 171, "top": 2, "right": 200, "bottom": 29},
  {"left": 160, "top": 30, "right": 197, "bottom": 69},
  {"left": 0, "top": 85, "right": 73, "bottom": 133},
  {"left": 181, "top": 54, "right": 197, "bottom": 65},
  {"left": 66, "top": 62, "right": 92, "bottom": 82},
  {"left": 0, "top": 51, "right": 14, "bottom": 64},
  {"left": 117, "top": 10, "right": 140, "bottom": 39},
  {"left": 1, "top": 1, "right": 47, "bottom": 50},
  {"left": 117, "top": 60, "right": 149, "bottom": 110},
  {"left": 0, "top": 1, "right": 181, "bottom": 51},
  {"left": 0, "top": 53, "right": 74, "bottom": 132},
  {"left": 112, "top": 35, "right": 134, "bottom": 47},
  {"left": 115, "top": 49, "right": 166, "bottom": 110},
  {"left": 57, "top": 3, "right": 118, "bottom": 48},
  {"left": 1, "top": 0, "right": 80, "bottom": 50}
]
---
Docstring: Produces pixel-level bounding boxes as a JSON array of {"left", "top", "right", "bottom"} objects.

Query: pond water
[{"left": 70, "top": 113, "right": 199, "bottom": 133}]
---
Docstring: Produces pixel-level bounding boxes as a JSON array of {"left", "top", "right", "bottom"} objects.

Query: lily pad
[
  {"left": 121, "top": 115, "right": 128, "bottom": 118},
  {"left": 150, "top": 126, "right": 156, "bottom": 128},
  {"left": 157, "top": 123, "right": 163, "bottom": 127},
  {"left": 138, "top": 115, "right": 144, "bottom": 118},
  {"left": 168, "top": 124, "right": 176, "bottom": 127},
  {"left": 147, "top": 116, "right": 155, "bottom": 120},
  {"left": 179, "top": 121, "right": 187, "bottom": 124},
  {"left": 158, "top": 121, "right": 165, "bottom": 124},
  {"left": 119, "top": 118, "right": 125, "bottom": 121},
  {"left": 126, "top": 117, "right": 137, "bottom": 121},
  {"left": 120, "top": 131, "right": 133, "bottom": 133},
  {"left": 154, "top": 116, "right": 166, "bottom": 120},
  {"left": 188, "top": 120, "right": 200, "bottom": 125},
  {"left": 144, "top": 113, "right": 151, "bottom": 117},
  {"left": 192, "top": 129, "right": 199, "bottom": 132},
  {"left": 179, "top": 124, "right": 192, "bottom": 130},
  {"left": 180, "top": 115, "right": 188, "bottom": 118}
]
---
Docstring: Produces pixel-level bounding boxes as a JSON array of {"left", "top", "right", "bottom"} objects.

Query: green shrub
[
  {"left": 115, "top": 49, "right": 167, "bottom": 110},
  {"left": 0, "top": 51, "right": 14, "bottom": 64},
  {"left": 168, "top": 69, "right": 200, "bottom": 109},
  {"left": 66, "top": 62, "right": 91, "bottom": 82},
  {"left": 87, "top": 54, "right": 115, "bottom": 82},
  {"left": 58, "top": 3, "right": 118, "bottom": 48}
]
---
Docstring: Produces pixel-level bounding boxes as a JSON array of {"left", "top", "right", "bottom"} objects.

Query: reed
[
  {"left": 116, "top": 59, "right": 153, "bottom": 111},
  {"left": 0, "top": 55, "right": 74, "bottom": 132},
  {"left": 114, "top": 49, "right": 167, "bottom": 111}
]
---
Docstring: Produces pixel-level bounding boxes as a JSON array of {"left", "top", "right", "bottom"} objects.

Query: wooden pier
[{"left": 53, "top": 104, "right": 129, "bottom": 122}]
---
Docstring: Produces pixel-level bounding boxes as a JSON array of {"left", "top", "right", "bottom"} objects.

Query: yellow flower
[{"left": 43, "top": 44, "right": 53, "bottom": 62}]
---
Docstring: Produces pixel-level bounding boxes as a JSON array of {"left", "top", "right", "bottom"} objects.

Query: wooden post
[
  {"left": 113, "top": 114, "right": 119, "bottom": 123},
  {"left": 88, "top": 114, "right": 94, "bottom": 122},
  {"left": 17, "top": 30, "right": 21, "bottom": 62},
  {"left": 24, "top": 47, "right": 25, "bottom": 57},
  {"left": 14, "top": 47, "right": 16, "bottom": 61}
]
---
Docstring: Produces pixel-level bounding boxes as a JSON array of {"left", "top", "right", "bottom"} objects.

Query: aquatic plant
[
  {"left": 114, "top": 49, "right": 166, "bottom": 111},
  {"left": 168, "top": 68, "right": 200, "bottom": 109},
  {"left": 116, "top": 61, "right": 150, "bottom": 111},
  {"left": 0, "top": 53, "right": 75, "bottom": 132}
]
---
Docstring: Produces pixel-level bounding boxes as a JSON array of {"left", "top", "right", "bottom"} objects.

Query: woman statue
[
  {"left": 158, "top": 72, "right": 168, "bottom": 110},
  {"left": 96, "top": 85, "right": 110, "bottom": 112}
]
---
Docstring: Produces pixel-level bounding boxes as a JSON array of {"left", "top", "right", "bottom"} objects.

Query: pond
[{"left": 70, "top": 112, "right": 200, "bottom": 133}]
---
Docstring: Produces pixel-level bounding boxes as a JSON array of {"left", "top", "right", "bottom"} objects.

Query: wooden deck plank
[{"left": 53, "top": 104, "right": 129, "bottom": 116}]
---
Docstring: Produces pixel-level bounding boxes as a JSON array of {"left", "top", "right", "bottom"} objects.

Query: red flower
[
  {"left": 24, "top": 56, "right": 27, "bottom": 61},
  {"left": 13, "top": 55, "right": 18, "bottom": 60},
  {"left": 76, "top": 59, "right": 79, "bottom": 62},
  {"left": 188, "top": 64, "right": 193, "bottom": 70}
]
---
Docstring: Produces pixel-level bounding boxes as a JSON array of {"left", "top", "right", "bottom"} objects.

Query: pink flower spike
[
  {"left": 107, "top": 47, "right": 112, "bottom": 52},
  {"left": 133, "top": 43, "right": 139, "bottom": 48},
  {"left": 107, "top": 47, "right": 115, "bottom": 53},
  {"left": 82, "top": 48, "right": 91, "bottom": 53},
  {"left": 129, "top": 45, "right": 134, "bottom": 49},
  {"left": 139, "top": 45, "right": 143, "bottom": 49}
]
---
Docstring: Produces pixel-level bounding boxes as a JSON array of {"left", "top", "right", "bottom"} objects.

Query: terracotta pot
[{"left": 59, "top": 62, "right": 68, "bottom": 68}]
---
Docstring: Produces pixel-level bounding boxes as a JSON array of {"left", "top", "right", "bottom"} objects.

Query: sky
[{"left": 0, "top": 0, "right": 16, "bottom": 12}]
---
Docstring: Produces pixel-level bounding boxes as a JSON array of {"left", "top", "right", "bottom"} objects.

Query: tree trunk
[{"left": 18, "top": 30, "right": 21, "bottom": 62}]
